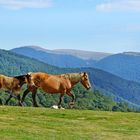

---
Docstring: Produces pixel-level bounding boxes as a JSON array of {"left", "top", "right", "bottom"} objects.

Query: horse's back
[
  {"left": 0, "top": 74, "right": 14, "bottom": 90},
  {"left": 32, "top": 72, "right": 49, "bottom": 80},
  {"left": 31, "top": 72, "right": 72, "bottom": 93},
  {"left": 42, "top": 75, "right": 71, "bottom": 93}
]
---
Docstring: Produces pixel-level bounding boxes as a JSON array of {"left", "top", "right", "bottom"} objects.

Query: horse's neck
[
  {"left": 66, "top": 73, "right": 81, "bottom": 85},
  {"left": 14, "top": 76, "right": 24, "bottom": 86},
  {"left": 33, "top": 73, "right": 47, "bottom": 86}
]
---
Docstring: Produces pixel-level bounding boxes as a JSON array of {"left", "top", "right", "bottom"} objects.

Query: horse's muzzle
[{"left": 87, "top": 87, "right": 91, "bottom": 90}]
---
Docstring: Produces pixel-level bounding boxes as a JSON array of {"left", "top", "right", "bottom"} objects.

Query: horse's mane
[
  {"left": 61, "top": 73, "right": 81, "bottom": 84},
  {"left": 14, "top": 75, "right": 26, "bottom": 85},
  {"left": 14, "top": 75, "right": 26, "bottom": 79}
]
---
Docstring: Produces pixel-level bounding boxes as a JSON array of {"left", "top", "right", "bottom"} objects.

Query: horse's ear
[
  {"left": 79, "top": 72, "right": 84, "bottom": 76},
  {"left": 27, "top": 72, "right": 32, "bottom": 77},
  {"left": 84, "top": 72, "right": 87, "bottom": 76}
]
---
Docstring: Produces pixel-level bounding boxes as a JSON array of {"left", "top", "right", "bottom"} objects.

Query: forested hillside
[
  {"left": 94, "top": 52, "right": 140, "bottom": 83},
  {"left": 83, "top": 68, "right": 140, "bottom": 106},
  {"left": 0, "top": 49, "right": 61, "bottom": 76},
  {"left": 0, "top": 49, "right": 139, "bottom": 111}
]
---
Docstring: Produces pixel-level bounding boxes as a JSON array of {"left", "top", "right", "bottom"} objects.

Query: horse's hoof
[
  {"left": 58, "top": 105, "right": 61, "bottom": 109},
  {"left": 69, "top": 102, "right": 74, "bottom": 106},
  {"left": 34, "top": 104, "right": 39, "bottom": 107},
  {"left": 69, "top": 102, "right": 74, "bottom": 108},
  {"left": 5, "top": 102, "right": 8, "bottom": 105},
  {"left": 60, "top": 107, "right": 65, "bottom": 110},
  {"left": 21, "top": 102, "right": 26, "bottom": 106},
  {"left": 19, "top": 102, "right": 24, "bottom": 107},
  {"left": 58, "top": 105, "right": 65, "bottom": 109}
]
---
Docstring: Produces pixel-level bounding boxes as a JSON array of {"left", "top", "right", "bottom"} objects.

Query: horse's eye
[
  {"left": 84, "top": 77, "right": 88, "bottom": 80},
  {"left": 84, "top": 75, "right": 87, "bottom": 79}
]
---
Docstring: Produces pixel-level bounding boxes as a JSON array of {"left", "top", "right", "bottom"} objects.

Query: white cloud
[
  {"left": 96, "top": 0, "right": 140, "bottom": 12},
  {"left": 0, "top": 0, "right": 52, "bottom": 10}
]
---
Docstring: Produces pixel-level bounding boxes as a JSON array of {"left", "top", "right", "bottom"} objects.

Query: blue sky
[{"left": 0, "top": 0, "right": 140, "bottom": 53}]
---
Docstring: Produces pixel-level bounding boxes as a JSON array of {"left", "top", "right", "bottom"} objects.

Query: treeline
[{"left": 0, "top": 84, "right": 138, "bottom": 112}]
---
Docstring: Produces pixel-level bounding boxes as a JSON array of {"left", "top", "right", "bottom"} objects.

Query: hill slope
[
  {"left": 12, "top": 46, "right": 111, "bottom": 60},
  {"left": 0, "top": 106, "right": 140, "bottom": 140},
  {"left": 84, "top": 68, "right": 140, "bottom": 106},
  {"left": 95, "top": 52, "right": 140, "bottom": 83},
  {"left": 53, "top": 48, "right": 111, "bottom": 60},
  {"left": 0, "top": 49, "right": 140, "bottom": 107},
  {"left": 0, "top": 49, "right": 60, "bottom": 76},
  {"left": 11, "top": 46, "right": 95, "bottom": 68}
]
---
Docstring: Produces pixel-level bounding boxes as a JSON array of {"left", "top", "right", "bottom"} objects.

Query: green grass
[{"left": 0, "top": 106, "right": 140, "bottom": 140}]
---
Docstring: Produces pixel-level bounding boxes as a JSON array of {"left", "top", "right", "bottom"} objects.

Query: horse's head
[
  {"left": 25, "top": 72, "right": 37, "bottom": 87},
  {"left": 14, "top": 74, "right": 30, "bottom": 85},
  {"left": 80, "top": 72, "right": 91, "bottom": 90},
  {"left": 25, "top": 72, "right": 33, "bottom": 84}
]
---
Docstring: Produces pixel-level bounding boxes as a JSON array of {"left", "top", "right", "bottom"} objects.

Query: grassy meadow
[{"left": 0, "top": 106, "right": 140, "bottom": 140}]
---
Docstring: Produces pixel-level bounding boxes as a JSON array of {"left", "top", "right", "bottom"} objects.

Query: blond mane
[{"left": 61, "top": 73, "right": 81, "bottom": 84}]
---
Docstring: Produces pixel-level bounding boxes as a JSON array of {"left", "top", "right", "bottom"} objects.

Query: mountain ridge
[
  {"left": 11, "top": 46, "right": 111, "bottom": 60},
  {"left": 94, "top": 52, "right": 140, "bottom": 83},
  {"left": 11, "top": 46, "right": 96, "bottom": 68}
]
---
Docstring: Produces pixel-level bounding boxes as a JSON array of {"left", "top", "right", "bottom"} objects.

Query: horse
[
  {"left": 0, "top": 74, "right": 29, "bottom": 106},
  {"left": 21, "top": 72, "right": 91, "bottom": 108}
]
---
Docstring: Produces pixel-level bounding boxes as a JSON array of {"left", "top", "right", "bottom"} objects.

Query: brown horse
[
  {"left": 0, "top": 74, "right": 29, "bottom": 106},
  {"left": 21, "top": 72, "right": 91, "bottom": 108}
]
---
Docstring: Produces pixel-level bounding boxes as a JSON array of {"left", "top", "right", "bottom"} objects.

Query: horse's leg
[
  {"left": 58, "top": 94, "right": 64, "bottom": 109},
  {"left": 17, "top": 94, "right": 23, "bottom": 106},
  {"left": 21, "top": 87, "right": 31, "bottom": 104},
  {"left": 5, "top": 94, "right": 13, "bottom": 105},
  {"left": 31, "top": 87, "right": 38, "bottom": 107},
  {"left": 66, "top": 92, "right": 75, "bottom": 103},
  {"left": 66, "top": 92, "right": 75, "bottom": 108}
]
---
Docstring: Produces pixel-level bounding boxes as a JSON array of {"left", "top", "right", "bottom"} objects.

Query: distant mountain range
[
  {"left": 11, "top": 46, "right": 111, "bottom": 68},
  {"left": 15, "top": 46, "right": 111, "bottom": 60},
  {"left": 94, "top": 52, "right": 140, "bottom": 83},
  {"left": 11, "top": 46, "right": 90, "bottom": 68},
  {"left": 11, "top": 46, "right": 140, "bottom": 83},
  {"left": 52, "top": 49, "right": 111, "bottom": 60}
]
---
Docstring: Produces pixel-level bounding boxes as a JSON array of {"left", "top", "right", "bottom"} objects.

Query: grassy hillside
[{"left": 0, "top": 106, "right": 140, "bottom": 140}]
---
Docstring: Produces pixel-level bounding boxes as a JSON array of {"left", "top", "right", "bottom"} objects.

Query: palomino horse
[
  {"left": 21, "top": 72, "right": 91, "bottom": 108},
  {"left": 0, "top": 74, "right": 29, "bottom": 106}
]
